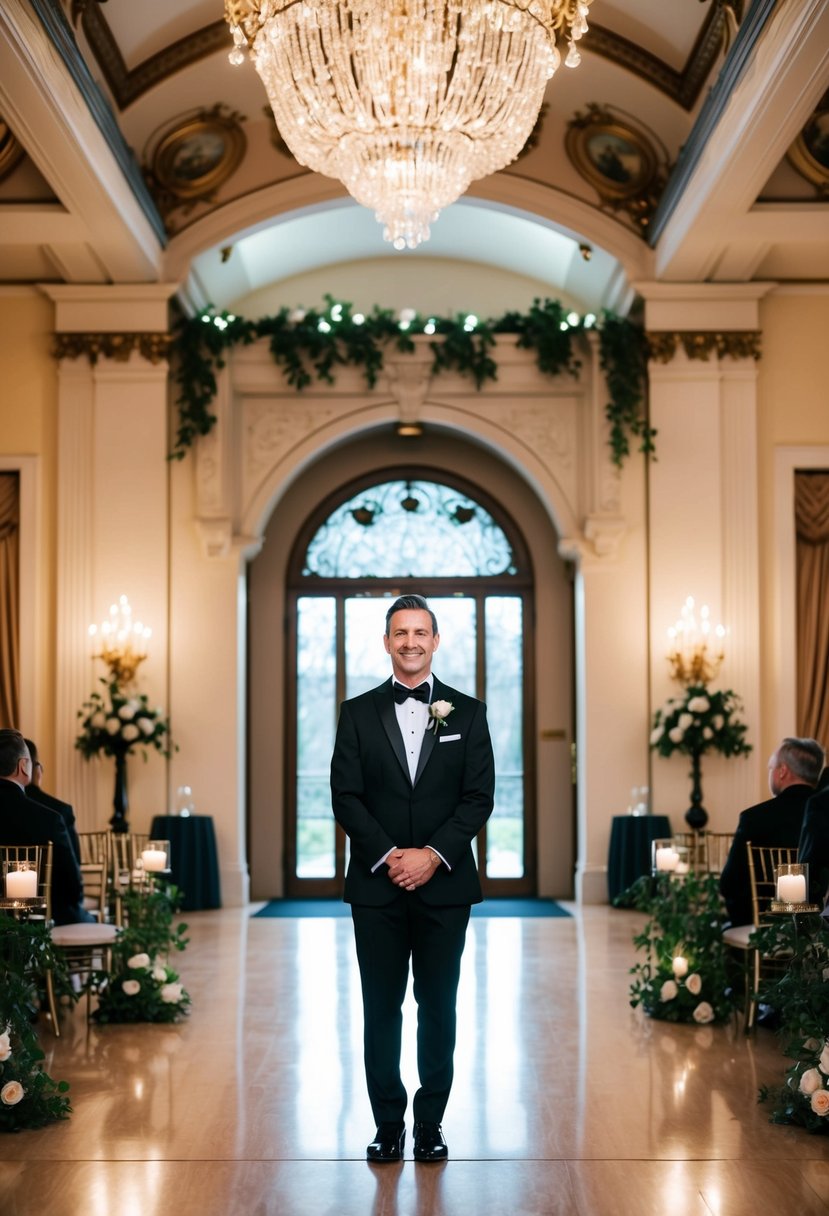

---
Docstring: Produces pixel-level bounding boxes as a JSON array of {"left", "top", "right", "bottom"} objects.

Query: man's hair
[
  {"left": 385, "top": 594, "right": 438, "bottom": 636},
  {"left": 0, "top": 729, "right": 28, "bottom": 778},
  {"left": 23, "top": 737, "right": 38, "bottom": 767},
  {"left": 778, "top": 736, "right": 826, "bottom": 785}
]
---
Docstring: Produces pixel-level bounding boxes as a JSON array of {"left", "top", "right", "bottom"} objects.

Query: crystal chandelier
[{"left": 225, "top": 1, "right": 592, "bottom": 249}]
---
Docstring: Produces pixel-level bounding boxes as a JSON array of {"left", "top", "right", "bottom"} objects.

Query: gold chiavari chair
[
  {"left": 77, "top": 830, "right": 111, "bottom": 922},
  {"left": 704, "top": 830, "right": 734, "bottom": 875},
  {"left": 673, "top": 830, "right": 707, "bottom": 871},
  {"left": 0, "top": 843, "right": 60, "bottom": 1033},
  {"left": 108, "top": 831, "right": 151, "bottom": 924},
  {"left": 722, "top": 842, "right": 797, "bottom": 1033}
]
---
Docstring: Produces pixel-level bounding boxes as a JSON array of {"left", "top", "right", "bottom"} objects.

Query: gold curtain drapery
[
  {"left": 795, "top": 471, "right": 829, "bottom": 749},
  {"left": 0, "top": 473, "right": 20, "bottom": 727}
]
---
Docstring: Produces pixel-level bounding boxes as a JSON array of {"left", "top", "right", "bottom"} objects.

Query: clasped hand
[{"left": 387, "top": 847, "right": 438, "bottom": 892}]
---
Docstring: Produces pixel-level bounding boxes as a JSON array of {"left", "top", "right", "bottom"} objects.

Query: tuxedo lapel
[
  {"left": 375, "top": 683, "right": 410, "bottom": 783},
  {"left": 414, "top": 676, "right": 449, "bottom": 786}
]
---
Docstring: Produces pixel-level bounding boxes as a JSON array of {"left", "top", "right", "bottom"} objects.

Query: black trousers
[{"left": 351, "top": 894, "right": 471, "bottom": 1124}]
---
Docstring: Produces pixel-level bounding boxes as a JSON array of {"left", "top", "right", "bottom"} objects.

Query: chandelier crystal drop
[{"left": 225, "top": 0, "right": 592, "bottom": 249}]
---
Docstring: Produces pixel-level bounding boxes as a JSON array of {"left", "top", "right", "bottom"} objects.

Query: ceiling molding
[{"left": 80, "top": 7, "right": 227, "bottom": 111}]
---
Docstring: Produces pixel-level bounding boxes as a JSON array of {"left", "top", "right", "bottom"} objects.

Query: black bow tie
[{"left": 393, "top": 681, "right": 430, "bottom": 704}]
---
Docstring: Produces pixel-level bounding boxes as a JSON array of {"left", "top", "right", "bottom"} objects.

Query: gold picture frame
[
  {"left": 566, "top": 105, "right": 659, "bottom": 202},
  {"left": 0, "top": 118, "right": 25, "bottom": 183},
  {"left": 787, "top": 99, "right": 829, "bottom": 195},
  {"left": 149, "top": 106, "right": 246, "bottom": 203}
]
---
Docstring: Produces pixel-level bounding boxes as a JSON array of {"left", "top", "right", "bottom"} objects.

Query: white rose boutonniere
[{"left": 427, "top": 700, "right": 454, "bottom": 732}]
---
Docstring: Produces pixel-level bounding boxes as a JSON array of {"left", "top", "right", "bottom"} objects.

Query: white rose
[
  {"left": 138, "top": 717, "right": 155, "bottom": 736},
  {"left": 702, "top": 727, "right": 713, "bottom": 740},
  {"left": 811, "top": 1090, "right": 829, "bottom": 1116},
  {"left": 118, "top": 703, "right": 136, "bottom": 720},
  {"left": 91, "top": 711, "right": 107, "bottom": 728},
  {"left": 127, "top": 953, "right": 150, "bottom": 970},
  {"left": 820, "top": 1043, "right": 829, "bottom": 1075},
  {"left": 105, "top": 718, "right": 121, "bottom": 735},
  {"left": 668, "top": 727, "right": 685, "bottom": 744},
  {"left": 152, "top": 966, "right": 168, "bottom": 983},
  {"left": 649, "top": 727, "right": 663, "bottom": 744},
  {"left": 160, "top": 982, "right": 183, "bottom": 1004},
  {"left": 122, "top": 979, "right": 141, "bottom": 997},
  {"left": 0, "top": 1081, "right": 24, "bottom": 1106},
  {"left": 692, "top": 1002, "right": 715, "bottom": 1024},
  {"left": 687, "top": 696, "right": 710, "bottom": 713},
  {"left": 799, "top": 1068, "right": 823, "bottom": 1094},
  {"left": 121, "top": 724, "right": 140, "bottom": 742},
  {"left": 0, "top": 1031, "right": 10, "bottom": 1061},
  {"left": 678, "top": 713, "right": 694, "bottom": 730},
  {"left": 660, "top": 980, "right": 678, "bottom": 1002},
  {"left": 430, "top": 700, "right": 453, "bottom": 719},
  {"left": 686, "top": 973, "right": 702, "bottom": 996}
]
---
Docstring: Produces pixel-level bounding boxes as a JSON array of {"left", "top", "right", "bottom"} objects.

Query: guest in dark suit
[
  {"left": 331, "top": 594, "right": 495, "bottom": 1163},
  {"left": 0, "top": 728, "right": 92, "bottom": 924},
  {"left": 797, "top": 785, "right": 829, "bottom": 906},
  {"left": 720, "top": 735, "right": 825, "bottom": 926},
  {"left": 23, "top": 737, "right": 81, "bottom": 864}
]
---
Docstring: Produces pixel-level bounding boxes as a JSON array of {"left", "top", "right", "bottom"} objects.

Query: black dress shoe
[
  {"left": 366, "top": 1122, "right": 405, "bottom": 1162},
  {"left": 412, "top": 1121, "right": 448, "bottom": 1162}
]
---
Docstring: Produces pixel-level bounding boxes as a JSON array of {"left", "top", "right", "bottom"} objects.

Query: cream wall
[
  {"left": 0, "top": 288, "right": 56, "bottom": 763},
  {"left": 759, "top": 287, "right": 829, "bottom": 772}
]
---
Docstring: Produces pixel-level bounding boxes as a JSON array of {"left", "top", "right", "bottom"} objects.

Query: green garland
[{"left": 171, "top": 296, "right": 654, "bottom": 467}]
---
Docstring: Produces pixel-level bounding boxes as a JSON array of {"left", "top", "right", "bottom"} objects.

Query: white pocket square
[{"left": 439, "top": 733, "right": 462, "bottom": 743}]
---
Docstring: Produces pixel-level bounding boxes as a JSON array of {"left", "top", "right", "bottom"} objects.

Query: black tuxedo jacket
[
  {"left": 0, "top": 777, "right": 86, "bottom": 924},
  {"left": 331, "top": 676, "right": 495, "bottom": 907},
  {"left": 798, "top": 787, "right": 829, "bottom": 904},
  {"left": 26, "top": 785, "right": 81, "bottom": 863},
  {"left": 719, "top": 782, "right": 814, "bottom": 926}
]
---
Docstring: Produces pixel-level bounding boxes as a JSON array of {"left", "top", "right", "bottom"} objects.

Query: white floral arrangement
[
  {"left": 650, "top": 683, "right": 751, "bottom": 760},
  {"left": 95, "top": 951, "right": 190, "bottom": 1024},
  {"left": 427, "top": 699, "right": 454, "bottom": 732},
  {"left": 76, "top": 678, "right": 173, "bottom": 759}
]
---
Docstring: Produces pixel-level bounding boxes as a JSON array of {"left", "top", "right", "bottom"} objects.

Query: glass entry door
[{"left": 285, "top": 475, "right": 534, "bottom": 897}]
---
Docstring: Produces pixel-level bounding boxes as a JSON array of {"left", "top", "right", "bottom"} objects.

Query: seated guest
[
  {"left": 798, "top": 784, "right": 829, "bottom": 906},
  {"left": 720, "top": 736, "right": 825, "bottom": 927},
  {"left": 23, "top": 736, "right": 81, "bottom": 864},
  {"left": 0, "top": 728, "right": 94, "bottom": 924}
]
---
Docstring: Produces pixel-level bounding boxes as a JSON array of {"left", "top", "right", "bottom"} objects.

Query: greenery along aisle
[
  {"left": 622, "top": 871, "right": 736, "bottom": 1025},
  {"left": 0, "top": 916, "right": 71, "bottom": 1131},
  {"left": 94, "top": 884, "right": 190, "bottom": 1024},
  {"left": 171, "top": 297, "right": 654, "bottom": 467}
]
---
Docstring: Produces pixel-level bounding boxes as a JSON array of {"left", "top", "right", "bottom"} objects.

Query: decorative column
[
  {"left": 638, "top": 282, "right": 771, "bottom": 829},
  {"left": 41, "top": 284, "right": 176, "bottom": 833}
]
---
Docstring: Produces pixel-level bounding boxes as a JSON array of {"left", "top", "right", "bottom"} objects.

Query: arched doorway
[
  {"left": 247, "top": 427, "right": 576, "bottom": 903},
  {"left": 285, "top": 469, "right": 535, "bottom": 897}
]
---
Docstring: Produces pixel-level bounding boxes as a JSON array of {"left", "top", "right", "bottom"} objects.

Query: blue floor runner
[{"left": 252, "top": 898, "right": 569, "bottom": 918}]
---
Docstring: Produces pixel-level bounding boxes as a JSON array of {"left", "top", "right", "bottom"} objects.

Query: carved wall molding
[
  {"left": 53, "top": 332, "right": 172, "bottom": 365},
  {"left": 646, "top": 330, "right": 762, "bottom": 364}
]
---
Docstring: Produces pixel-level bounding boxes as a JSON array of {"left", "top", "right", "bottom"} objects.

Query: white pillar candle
[
  {"left": 776, "top": 874, "right": 806, "bottom": 903},
  {"left": 141, "top": 849, "right": 167, "bottom": 872},
  {"left": 6, "top": 868, "right": 37, "bottom": 898},
  {"left": 672, "top": 955, "right": 688, "bottom": 978},
  {"left": 655, "top": 848, "right": 679, "bottom": 872},
  {"left": 674, "top": 861, "right": 689, "bottom": 875}
]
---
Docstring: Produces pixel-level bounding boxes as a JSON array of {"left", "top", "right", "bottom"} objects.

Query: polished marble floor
[{"left": 1, "top": 904, "right": 827, "bottom": 1215}]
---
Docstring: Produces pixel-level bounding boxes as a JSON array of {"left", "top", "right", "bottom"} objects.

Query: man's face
[
  {"left": 384, "top": 608, "right": 439, "bottom": 685},
  {"left": 767, "top": 750, "right": 783, "bottom": 796},
  {"left": 18, "top": 746, "right": 33, "bottom": 787}
]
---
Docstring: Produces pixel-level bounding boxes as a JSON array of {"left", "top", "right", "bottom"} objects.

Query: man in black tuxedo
[
  {"left": 331, "top": 594, "right": 495, "bottom": 1163},
  {"left": 23, "top": 737, "right": 81, "bottom": 864},
  {"left": 720, "top": 735, "right": 824, "bottom": 926},
  {"left": 0, "top": 728, "right": 91, "bottom": 924}
]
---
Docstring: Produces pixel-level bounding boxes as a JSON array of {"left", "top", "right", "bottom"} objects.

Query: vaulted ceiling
[{"left": 0, "top": 1, "right": 827, "bottom": 315}]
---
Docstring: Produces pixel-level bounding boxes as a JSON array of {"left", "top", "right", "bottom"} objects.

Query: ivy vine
[{"left": 171, "top": 295, "right": 655, "bottom": 467}]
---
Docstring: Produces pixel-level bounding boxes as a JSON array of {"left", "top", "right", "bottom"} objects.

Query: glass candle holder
[
  {"left": 775, "top": 862, "right": 808, "bottom": 906},
  {"left": 141, "top": 840, "right": 170, "bottom": 873},
  {"left": 4, "top": 860, "right": 38, "bottom": 899},
  {"left": 652, "top": 838, "right": 679, "bottom": 874}
]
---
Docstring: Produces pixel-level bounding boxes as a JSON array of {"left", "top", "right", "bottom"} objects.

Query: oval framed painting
[
  {"left": 566, "top": 114, "right": 658, "bottom": 202},
  {"left": 151, "top": 111, "right": 246, "bottom": 202},
  {"left": 788, "top": 102, "right": 829, "bottom": 193}
]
